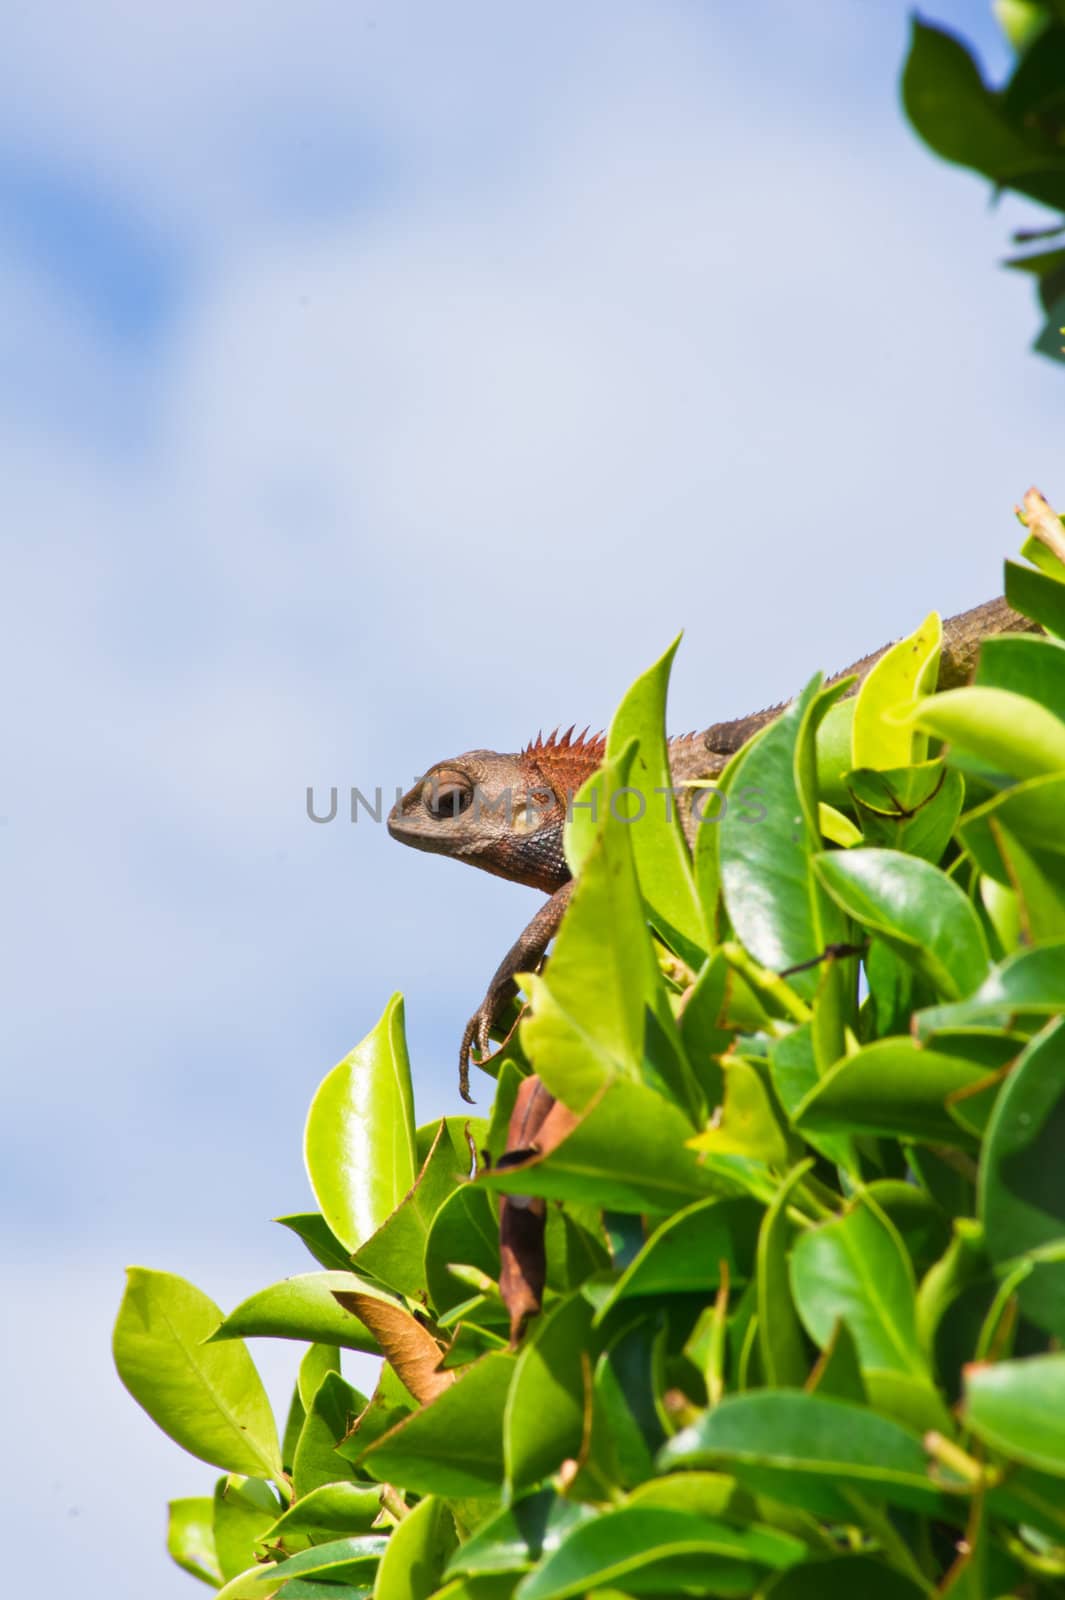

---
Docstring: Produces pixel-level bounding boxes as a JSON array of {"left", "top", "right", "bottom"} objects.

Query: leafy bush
[
  {"left": 115, "top": 517, "right": 1065, "bottom": 1598},
  {"left": 902, "top": 6, "right": 1065, "bottom": 364}
]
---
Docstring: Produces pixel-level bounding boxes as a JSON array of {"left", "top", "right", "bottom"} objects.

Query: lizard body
[{"left": 388, "top": 596, "right": 1030, "bottom": 1100}]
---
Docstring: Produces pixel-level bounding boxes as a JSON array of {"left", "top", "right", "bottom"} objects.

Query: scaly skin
[{"left": 388, "top": 596, "right": 1030, "bottom": 1100}]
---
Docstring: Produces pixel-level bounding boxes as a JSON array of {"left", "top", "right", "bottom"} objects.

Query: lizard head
[{"left": 388, "top": 729, "right": 606, "bottom": 893}]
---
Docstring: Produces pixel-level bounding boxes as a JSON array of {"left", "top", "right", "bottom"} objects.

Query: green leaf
[
  {"left": 353, "top": 1119, "right": 469, "bottom": 1300},
  {"left": 260, "top": 1483, "right": 382, "bottom": 1550},
  {"left": 768, "top": 1024, "right": 856, "bottom": 1172},
  {"left": 846, "top": 761, "right": 964, "bottom": 865},
  {"left": 525, "top": 746, "right": 690, "bottom": 1115},
  {"left": 424, "top": 1183, "right": 501, "bottom": 1319},
  {"left": 479, "top": 1077, "right": 761, "bottom": 1214},
  {"left": 1006, "top": 558, "right": 1065, "bottom": 638},
  {"left": 758, "top": 1162, "right": 813, "bottom": 1388},
  {"left": 602, "top": 635, "right": 711, "bottom": 967},
  {"left": 790, "top": 1200, "right": 927, "bottom": 1381},
  {"left": 593, "top": 1196, "right": 762, "bottom": 1318},
  {"left": 304, "top": 993, "right": 418, "bottom": 1253},
  {"left": 979, "top": 1018, "right": 1065, "bottom": 1338},
  {"left": 761, "top": 1554, "right": 927, "bottom": 1598},
  {"left": 250, "top": 1536, "right": 387, "bottom": 1591},
  {"left": 168, "top": 1497, "right": 222, "bottom": 1587},
  {"left": 659, "top": 1392, "right": 946, "bottom": 1517},
  {"left": 505, "top": 1293, "right": 595, "bottom": 1495},
  {"left": 795, "top": 1038, "right": 989, "bottom": 1147},
  {"left": 964, "top": 1352, "right": 1065, "bottom": 1476},
  {"left": 852, "top": 612, "right": 941, "bottom": 770},
  {"left": 813, "top": 849, "right": 989, "bottom": 1000},
  {"left": 292, "top": 1371, "right": 368, "bottom": 1497},
  {"left": 902, "top": 19, "right": 1059, "bottom": 200},
  {"left": 213, "top": 1476, "right": 280, "bottom": 1583},
  {"left": 210, "top": 1273, "right": 381, "bottom": 1353},
  {"left": 360, "top": 1351, "right": 515, "bottom": 1496},
  {"left": 906, "top": 686, "right": 1065, "bottom": 780},
  {"left": 371, "top": 1494, "right": 456, "bottom": 1598},
  {"left": 275, "top": 1213, "right": 353, "bottom": 1273},
  {"left": 915, "top": 939, "right": 1065, "bottom": 1038},
  {"left": 720, "top": 678, "right": 848, "bottom": 1000},
  {"left": 512, "top": 1506, "right": 803, "bottom": 1600},
  {"left": 976, "top": 631, "right": 1065, "bottom": 721},
  {"left": 445, "top": 1489, "right": 595, "bottom": 1578},
  {"left": 113, "top": 1268, "right": 283, "bottom": 1480}
]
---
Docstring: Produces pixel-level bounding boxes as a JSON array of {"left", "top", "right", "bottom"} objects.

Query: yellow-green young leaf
[
  {"left": 525, "top": 747, "right": 696, "bottom": 1117},
  {"left": 304, "top": 993, "right": 418, "bottom": 1252},
  {"left": 964, "top": 1353, "right": 1065, "bottom": 1476},
  {"left": 789, "top": 1200, "right": 928, "bottom": 1381},
  {"left": 601, "top": 634, "right": 711, "bottom": 968},
  {"left": 852, "top": 611, "right": 941, "bottom": 770},
  {"left": 818, "top": 802, "right": 861, "bottom": 848},
  {"left": 167, "top": 1498, "right": 221, "bottom": 1587},
  {"left": 372, "top": 1494, "right": 456, "bottom": 1598},
  {"left": 113, "top": 1268, "right": 283, "bottom": 1480},
  {"left": 213, "top": 1476, "right": 279, "bottom": 1583},
  {"left": 904, "top": 687, "right": 1065, "bottom": 780}
]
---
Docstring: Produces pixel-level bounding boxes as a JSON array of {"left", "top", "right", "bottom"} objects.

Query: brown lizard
[{"left": 388, "top": 596, "right": 1030, "bottom": 1102}]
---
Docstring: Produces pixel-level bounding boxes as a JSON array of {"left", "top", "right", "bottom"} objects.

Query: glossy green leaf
[
  {"left": 915, "top": 939, "right": 1065, "bottom": 1038},
  {"left": 790, "top": 1201, "right": 927, "bottom": 1380},
  {"left": 292, "top": 1371, "right": 367, "bottom": 1497},
  {"left": 297, "top": 1343, "right": 340, "bottom": 1412},
  {"left": 214, "top": 1475, "right": 280, "bottom": 1582},
  {"left": 602, "top": 635, "right": 711, "bottom": 967},
  {"left": 353, "top": 1119, "right": 468, "bottom": 1300},
  {"left": 852, "top": 611, "right": 940, "bottom": 770},
  {"left": 304, "top": 993, "right": 418, "bottom": 1253},
  {"left": 260, "top": 1482, "right": 382, "bottom": 1550},
  {"left": 210, "top": 1273, "right": 381, "bottom": 1353},
  {"left": 479, "top": 1077, "right": 760, "bottom": 1214},
  {"left": 795, "top": 1038, "right": 988, "bottom": 1146},
  {"left": 360, "top": 1351, "right": 515, "bottom": 1496},
  {"left": 758, "top": 1162, "right": 813, "bottom": 1388},
  {"left": 249, "top": 1536, "right": 387, "bottom": 1592},
  {"left": 659, "top": 1392, "right": 946, "bottom": 1517},
  {"left": 979, "top": 1018, "right": 1065, "bottom": 1338},
  {"left": 505, "top": 1293, "right": 594, "bottom": 1495},
  {"left": 976, "top": 631, "right": 1065, "bottom": 720},
  {"left": 964, "top": 1352, "right": 1065, "bottom": 1475},
  {"left": 847, "top": 761, "right": 963, "bottom": 865},
  {"left": 168, "top": 1498, "right": 221, "bottom": 1587},
  {"left": 525, "top": 746, "right": 687, "bottom": 1114},
  {"left": 446, "top": 1489, "right": 595, "bottom": 1578},
  {"left": 762, "top": 1554, "right": 926, "bottom": 1598},
  {"left": 113, "top": 1268, "right": 283, "bottom": 1480},
  {"left": 594, "top": 1196, "right": 762, "bottom": 1318},
  {"left": 720, "top": 678, "right": 848, "bottom": 1001},
  {"left": 1006, "top": 557, "right": 1065, "bottom": 638},
  {"left": 512, "top": 1505, "right": 803, "bottom": 1600},
  {"left": 424, "top": 1183, "right": 501, "bottom": 1319},
  {"left": 905, "top": 686, "right": 1065, "bottom": 780},
  {"left": 768, "top": 1024, "right": 856, "bottom": 1171},
  {"left": 814, "top": 848, "right": 989, "bottom": 1000},
  {"left": 687, "top": 1057, "right": 790, "bottom": 1166},
  {"left": 372, "top": 1494, "right": 455, "bottom": 1599},
  {"left": 275, "top": 1213, "right": 353, "bottom": 1273}
]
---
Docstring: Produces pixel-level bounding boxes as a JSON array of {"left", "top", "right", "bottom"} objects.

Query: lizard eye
[{"left": 423, "top": 771, "right": 474, "bottom": 820}]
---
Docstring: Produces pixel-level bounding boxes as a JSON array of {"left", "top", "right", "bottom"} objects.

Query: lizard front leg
[{"left": 459, "top": 881, "right": 574, "bottom": 1102}]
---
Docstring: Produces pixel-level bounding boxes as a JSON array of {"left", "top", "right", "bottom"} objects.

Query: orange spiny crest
[{"left": 522, "top": 724, "right": 607, "bottom": 796}]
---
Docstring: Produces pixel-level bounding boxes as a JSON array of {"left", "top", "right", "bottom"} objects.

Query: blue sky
[{"left": 2, "top": 2, "right": 1060, "bottom": 1592}]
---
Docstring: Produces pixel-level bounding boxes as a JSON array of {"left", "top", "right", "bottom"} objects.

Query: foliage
[
  {"left": 902, "top": 3, "right": 1065, "bottom": 363},
  {"left": 115, "top": 518, "right": 1065, "bottom": 1597}
]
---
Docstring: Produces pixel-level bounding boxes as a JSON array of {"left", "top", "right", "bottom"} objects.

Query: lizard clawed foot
[{"left": 459, "top": 981, "right": 524, "bottom": 1104}]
